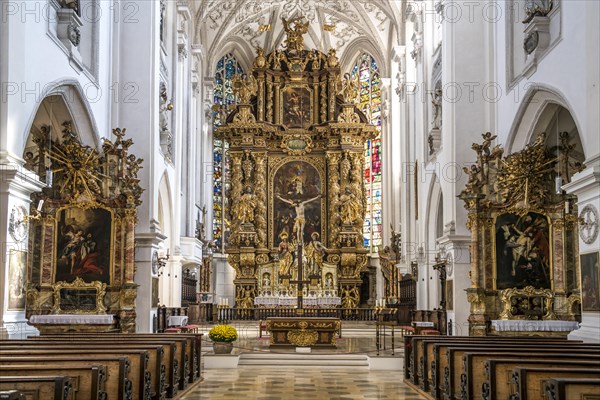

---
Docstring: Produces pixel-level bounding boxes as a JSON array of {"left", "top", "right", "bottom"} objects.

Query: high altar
[{"left": 216, "top": 17, "right": 376, "bottom": 319}]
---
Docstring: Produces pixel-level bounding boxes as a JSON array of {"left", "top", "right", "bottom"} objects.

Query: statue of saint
[
  {"left": 276, "top": 193, "right": 321, "bottom": 243},
  {"left": 235, "top": 188, "right": 257, "bottom": 224},
  {"left": 278, "top": 232, "right": 293, "bottom": 276},
  {"left": 339, "top": 73, "right": 359, "bottom": 104},
  {"left": 339, "top": 187, "right": 361, "bottom": 225},
  {"left": 431, "top": 88, "right": 442, "bottom": 129},
  {"left": 305, "top": 232, "right": 328, "bottom": 275}
]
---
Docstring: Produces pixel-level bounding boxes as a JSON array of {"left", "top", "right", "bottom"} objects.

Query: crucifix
[{"left": 290, "top": 242, "right": 310, "bottom": 313}]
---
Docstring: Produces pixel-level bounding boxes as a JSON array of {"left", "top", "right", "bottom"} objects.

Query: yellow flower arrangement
[{"left": 208, "top": 324, "right": 238, "bottom": 343}]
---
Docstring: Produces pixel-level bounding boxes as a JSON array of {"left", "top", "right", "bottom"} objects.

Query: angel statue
[{"left": 282, "top": 16, "right": 309, "bottom": 52}]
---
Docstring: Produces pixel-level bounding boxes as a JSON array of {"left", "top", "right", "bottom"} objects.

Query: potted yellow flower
[{"left": 208, "top": 324, "right": 238, "bottom": 354}]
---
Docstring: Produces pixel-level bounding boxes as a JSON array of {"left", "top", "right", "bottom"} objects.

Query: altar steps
[{"left": 238, "top": 353, "right": 370, "bottom": 367}]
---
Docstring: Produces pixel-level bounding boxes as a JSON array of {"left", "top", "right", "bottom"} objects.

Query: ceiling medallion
[
  {"left": 9, "top": 205, "right": 28, "bottom": 243},
  {"left": 579, "top": 204, "right": 599, "bottom": 245}
]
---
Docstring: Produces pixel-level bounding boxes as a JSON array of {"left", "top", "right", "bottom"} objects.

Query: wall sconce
[{"left": 152, "top": 249, "right": 170, "bottom": 277}]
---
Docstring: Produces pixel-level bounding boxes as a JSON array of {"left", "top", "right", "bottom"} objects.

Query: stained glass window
[
  {"left": 213, "top": 53, "right": 244, "bottom": 253},
  {"left": 351, "top": 54, "right": 382, "bottom": 253}
]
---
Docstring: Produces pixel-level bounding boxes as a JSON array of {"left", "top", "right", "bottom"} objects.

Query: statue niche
[{"left": 216, "top": 16, "right": 377, "bottom": 314}]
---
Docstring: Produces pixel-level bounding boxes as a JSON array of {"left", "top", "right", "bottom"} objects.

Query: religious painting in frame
[
  {"left": 54, "top": 206, "right": 113, "bottom": 284},
  {"left": 152, "top": 277, "right": 159, "bottom": 308},
  {"left": 446, "top": 280, "right": 454, "bottom": 311},
  {"left": 7, "top": 249, "right": 27, "bottom": 310},
  {"left": 282, "top": 85, "right": 312, "bottom": 129},
  {"left": 494, "top": 212, "right": 551, "bottom": 290},
  {"left": 580, "top": 252, "right": 600, "bottom": 311},
  {"left": 272, "top": 160, "right": 322, "bottom": 247}
]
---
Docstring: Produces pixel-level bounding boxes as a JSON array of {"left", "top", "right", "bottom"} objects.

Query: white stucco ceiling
[{"left": 194, "top": 0, "right": 404, "bottom": 76}]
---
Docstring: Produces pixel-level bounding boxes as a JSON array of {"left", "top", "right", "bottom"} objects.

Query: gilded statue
[
  {"left": 305, "top": 232, "right": 328, "bottom": 275},
  {"left": 253, "top": 46, "right": 266, "bottom": 69},
  {"left": 339, "top": 187, "right": 361, "bottom": 225},
  {"left": 327, "top": 48, "right": 339, "bottom": 68},
  {"left": 232, "top": 74, "right": 257, "bottom": 104},
  {"left": 278, "top": 232, "right": 294, "bottom": 276},
  {"left": 339, "top": 73, "right": 359, "bottom": 104},
  {"left": 234, "top": 187, "right": 257, "bottom": 225},
  {"left": 282, "top": 16, "right": 309, "bottom": 52},
  {"left": 341, "top": 286, "right": 359, "bottom": 309}
]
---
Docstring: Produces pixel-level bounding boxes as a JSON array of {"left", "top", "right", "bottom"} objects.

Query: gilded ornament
[
  {"left": 287, "top": 329, "right": 318, "bottom": 346},
  {"left": 281, "top": 16, "right": 309, "bottom": 53},
  {"left": 232, "top": 74, "right": 257, "bottom": 104}
]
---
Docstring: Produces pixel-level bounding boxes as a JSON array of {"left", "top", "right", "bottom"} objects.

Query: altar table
[{"left": 266, "top": 317, "right": 341, "bottom": 347}]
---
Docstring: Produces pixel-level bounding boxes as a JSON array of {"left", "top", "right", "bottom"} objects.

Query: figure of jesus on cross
[{"left": 276, "top": 193, "right": 321, "bottom": 244}]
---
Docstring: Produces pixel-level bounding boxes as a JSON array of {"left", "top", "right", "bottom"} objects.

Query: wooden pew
[
  {"left": 39, "top": 333, "right": 203, "bottom": 385},
  {"left": 434, "top": 342, "right": 600, "bottom": 399},
  {"left": 0, "top": 356, "right": 128, "bottom": 400},
  {"left": 30, "top": 335, "right": 196, "bottom": 397},
  {"left": 510, "top": 367, "right": 600, "bottom": 400},
  {"left": 0, "top": 348, "right": 150, "bottom": 400},
  {"left": 0, "top": 376, "right": 73, "bottom": 400},
  {"left": 0, "top": 366, "right": 105, "bottom": 400},
  {"left": 543, "top": 378, "right": 600, "bottom": 400},
  {"left": 461, "top": 352, "right": 600, "bottom": 400},
  {"left": 413, "top": 336, "right": 568, "bottom": 395},
  {"left": 482, "top": 358, "right": 600, "bottom": 400}
]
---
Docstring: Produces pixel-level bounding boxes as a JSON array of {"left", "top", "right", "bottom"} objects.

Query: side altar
[{"left": 216, "top": 16, "right": 376, "bottom": 318}]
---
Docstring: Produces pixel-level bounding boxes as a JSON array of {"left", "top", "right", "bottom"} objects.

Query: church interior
[{"left": 1, "top": 0, "right": 599, "bottom": 399}]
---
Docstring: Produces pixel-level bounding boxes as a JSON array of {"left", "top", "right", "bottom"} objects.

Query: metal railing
[{"left": 216, "top": 307, "right": 378, "bottom": 323}]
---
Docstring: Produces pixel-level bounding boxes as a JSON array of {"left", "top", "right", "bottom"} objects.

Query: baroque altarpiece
[
  {"left": 25, "top": 125, "right": 143, "bottom": 333},
  {"left": 459, "top": 132, "right": 583, "bottom": 335},
  {"left": 216, "top": 18, "right": 376, "bottom": 313}
]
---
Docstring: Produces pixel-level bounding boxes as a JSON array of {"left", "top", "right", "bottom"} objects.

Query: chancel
[{"left": 0, "top": 1, "right": 599, "bottom": 399}]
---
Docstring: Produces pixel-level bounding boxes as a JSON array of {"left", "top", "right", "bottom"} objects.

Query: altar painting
[
  {"left": 495, "top": 212, "right": 551, "bottom": 290},
  {"left": 282, "top": 86, "right": 311, "bottom": 129},
  {"left": 273, "top": 161, "right": 322, "bottom": 246},
  {"left": 7, "top": 250, "right": 27, "bottom": 310},
  {"left": 55, "top": 207, "right": 112, "bottom": 284},
  {"left": 581, "top": 252, "right": 600, "bottom": 311}
]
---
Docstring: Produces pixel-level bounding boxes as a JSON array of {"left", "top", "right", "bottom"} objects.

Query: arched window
[
  {"left": 351, "top": 53, "right": 382, "bottom": 253},
  {"left": 213, "top": 53, "right": 244, "bottom": 253}
]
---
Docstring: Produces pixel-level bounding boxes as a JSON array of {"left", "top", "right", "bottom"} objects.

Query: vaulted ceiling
[{"left": 194, "top": 0, "right": 404, "bottom": 76}]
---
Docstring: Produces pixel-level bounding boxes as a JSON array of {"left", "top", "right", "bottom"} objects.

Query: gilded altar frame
[
  {"left": 25, "top": 127, "right": 143, "bottom": 333},
  {"left": 52, "top": 277, "right": 107, "bottom": 314},
  {"left": 216, "top": 21, "right": 376, "bottom": 314},
  {"left": 460, "top": 132, "right": 582, "bottom": 335}
]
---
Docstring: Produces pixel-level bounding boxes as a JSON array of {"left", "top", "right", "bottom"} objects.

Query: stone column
[
  {"left": 565, "top": 163, "right": 600, "bottom": 343},
  {"left": 0, "top": 156, "right": 45, "bottom": 339}
]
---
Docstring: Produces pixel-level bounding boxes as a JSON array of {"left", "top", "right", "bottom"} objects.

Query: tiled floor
[
  {"left": 180, "top": 324, "right": 427, "bottom": 399},
  {"left": 182, "top": 367, "right": 427, "bottom": 400}
]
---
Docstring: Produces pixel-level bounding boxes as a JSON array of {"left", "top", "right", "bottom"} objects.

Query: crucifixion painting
[{"left": 273, "top": 160, "right": 322, "bottom": 246}]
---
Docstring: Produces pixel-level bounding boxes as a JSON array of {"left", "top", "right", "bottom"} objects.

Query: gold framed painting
[
  {"left": 494, "top": 212, "right": 551, "bottom": 290},
  {"left": 54, "top": 206, "right": 113, "bottom": 284},
  {"left": 7, "top": 249, "right": 27, "bottom": 311},
  {"left": 281, "top": 85, "right": 312, "bottom": 129},
  {"left": 580, "top": 252, "right": 600, "bottom": 311}
]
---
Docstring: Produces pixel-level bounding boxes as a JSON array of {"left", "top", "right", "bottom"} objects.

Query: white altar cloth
[
  {"left": 491, "top": 320, "right": 579, "bottom": 332},
  {"left": 29, "top": 314, "right": 114, "bottom": 325},
  {"left": 168, "top": 316, "right": 189, "bottom": 327},
  {"left": 254, "top": 296, "right": 341, "bottom": 307}
]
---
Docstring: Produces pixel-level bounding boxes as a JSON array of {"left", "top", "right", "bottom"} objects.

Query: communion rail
[{"left": 217, "top": 307, "right": 378, "bottom": 322}]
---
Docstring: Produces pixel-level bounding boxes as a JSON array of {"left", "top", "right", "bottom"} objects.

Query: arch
[
  {"left": 506, "top": 84, "right": 585, "bottom": 155},
  {"left": 207, "top": 39, "right": 254, "bottom": 77},
  {"left": 425, "top": 175, "right": 444, "bottom": 249},
  {"left": 341, "top": 37, "right": 388, "bottom": 77},
  {"left": 23, "top": 80, "right": 100, "bottom": 153}
]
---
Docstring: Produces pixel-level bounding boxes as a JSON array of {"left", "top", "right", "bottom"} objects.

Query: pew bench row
[
  {"left": 0, "top": 333, "right": 203, "bottom": 400},
  {"left": 403, "top": 335, "right": 600, "bottom": 400}
]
